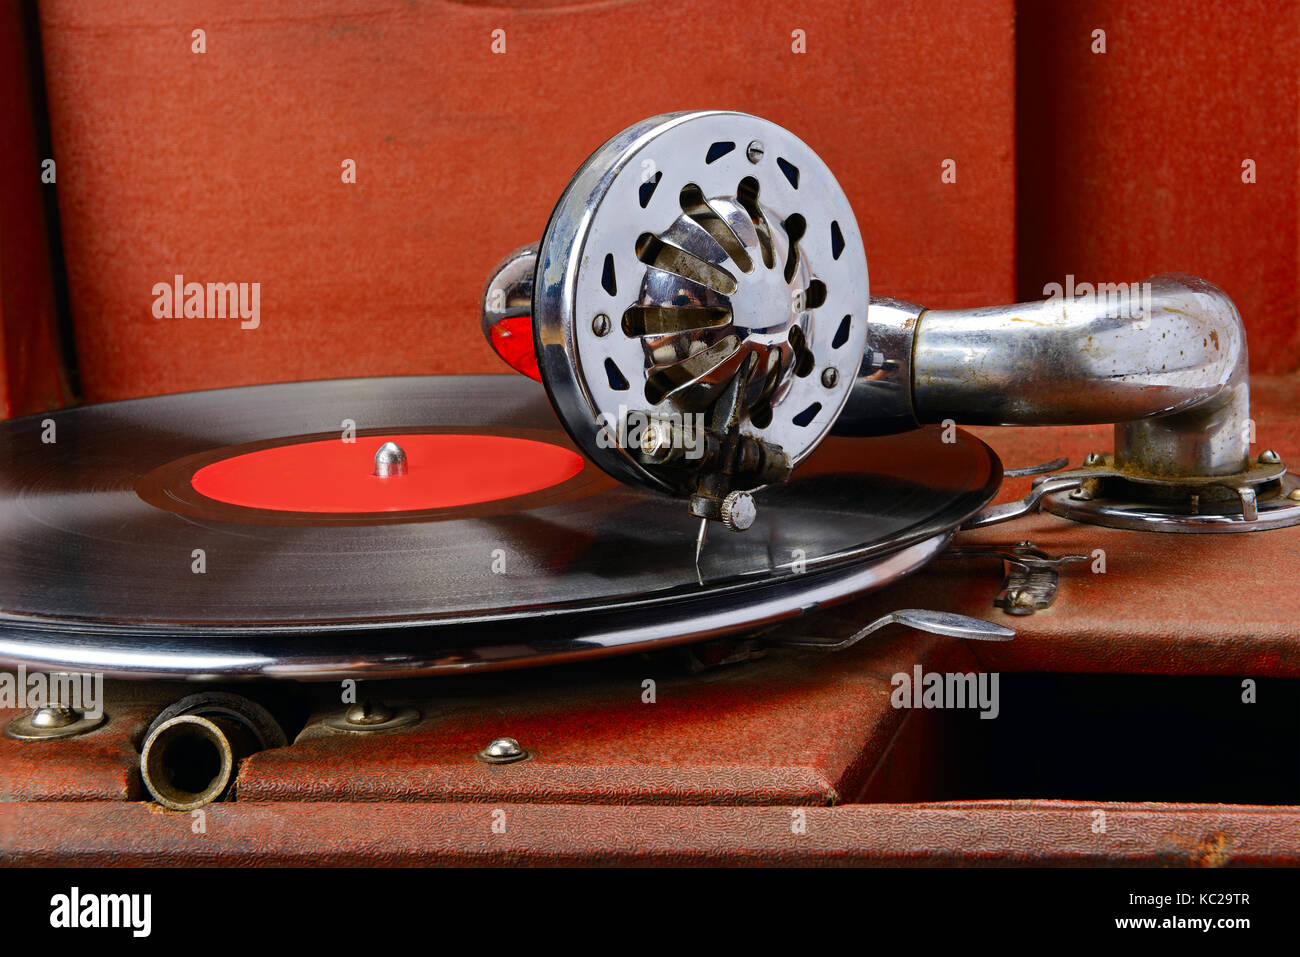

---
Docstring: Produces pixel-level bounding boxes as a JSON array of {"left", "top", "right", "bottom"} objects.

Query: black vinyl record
[{"left": 0, "top": 376, "right": 999, "bottom": 678}]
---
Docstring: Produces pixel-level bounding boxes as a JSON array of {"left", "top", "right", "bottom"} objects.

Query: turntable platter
[{"left": 0, "top": 376, "right": 1000, "bottom": 677}]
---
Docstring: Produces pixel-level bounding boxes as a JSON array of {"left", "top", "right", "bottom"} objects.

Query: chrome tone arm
[
  {"left": 836, "top": 274, "right": 1249, "bottom": 479},
  {"left": 833, "top": 297, "right": 923, "bottom": 437}
]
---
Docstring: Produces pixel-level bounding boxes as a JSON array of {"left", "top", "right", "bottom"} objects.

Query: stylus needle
[{"left": 693, "top": 517, "right": 708, "bottom": 585}]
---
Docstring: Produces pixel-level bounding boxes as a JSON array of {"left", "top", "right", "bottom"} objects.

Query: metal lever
[
  {"left": 779, "top": 608, "right": 1014, "bottom": 651},
  {"left": 1003, "top": 457, "right": 1069, "bottom": 478},
  {"left": 962, "top": 475, "right": 1084, "bottom": 529}
]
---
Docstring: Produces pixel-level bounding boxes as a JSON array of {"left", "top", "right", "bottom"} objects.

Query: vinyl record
[{"left": 0, "top": 376, "right": 1000, "bottom": 677}]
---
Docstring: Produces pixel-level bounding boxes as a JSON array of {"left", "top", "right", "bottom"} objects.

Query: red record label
[{"left": 190, "top": 433, "right": 584, "bottom": 513}]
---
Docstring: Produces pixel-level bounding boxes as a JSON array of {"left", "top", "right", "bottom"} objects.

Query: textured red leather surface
[
  {"left": 1016, "top": 0, "right": 1300, "bottom": 371},
  {"left": 0, "top": 700, "right": 154, "bottom": 803},
  {"left": 5, "top": 801, "right": 1297, "bottom": 866},
  {"left": 0, "top": 5, "right": 71, "bottom": 417},
  {"left": 4, "top": 2, "right": 1297, "bottom": 411},
  {"left": 34, "top": 0, "right": 1016, "bottom": 402},
  {"left": 25, "top": 0, "right": 1299, "bottom": 413},
  {"left": 234, "top": 635, "right": 980, "bottom": 807}
]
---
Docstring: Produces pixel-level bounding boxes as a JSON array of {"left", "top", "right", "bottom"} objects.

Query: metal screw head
[
  {"left": 478, "top": 737, "right": 529, "bottom": 764},
  {"left": 592, "top": 313, "right": 611, "bottom": 337},
  {"left": 720, "top": 490, "right": 756, "bottom": 531},
  {"left": 373, "top": 441, "right": 408, "bottom": 477},
  {"left": 5, "top": 705, "right": 106, "bottom": 741},
  {"left": 746, "top": 140, "right": 764, "bottom": 164},
  {"left": 345, "top": 701, "right": 393, "bottom": 726},
  {"left": 1083, "top": 452, "right": 1105, "bottom": 467},
  {"left": 1260, "top": 449, "right": 1282, "bottom": 465},
  {"left": 1007, "top": 589, "right": 1036, "bottom": 609},
  {"left": 639, "top": 421, "right": 673, "bottom": 458},
  {"left": 820, "top": 367, "right": 839, "bottom": 389},
  {"left": 322, "top": 700, "right": 420, "bottom": 735},
  {"left": 31, "top": 706, "right": 79, "bottom": 729}
]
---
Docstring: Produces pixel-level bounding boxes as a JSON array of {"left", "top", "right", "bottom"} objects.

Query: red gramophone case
[{"left": 0, "top": 0, "right": 1299, "bottom": 874}]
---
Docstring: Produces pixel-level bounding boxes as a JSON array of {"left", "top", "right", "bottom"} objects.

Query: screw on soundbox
[
  {"left": 720, "top": 490, "right": 756, "bottom": 531},
  {"left": 639, "top": 420, "right": 681, "bottom": 463}
]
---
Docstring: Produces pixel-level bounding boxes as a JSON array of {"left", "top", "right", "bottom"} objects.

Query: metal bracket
[
  {"left": 1036, "top": 450, "right": 1300, "bottom": 530},
  {"left": 966, "top": 450, "right": 1300, "bottom": 533},
  {"left": 943, "top": 542, "right": 1088, "bottom": 615}
]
